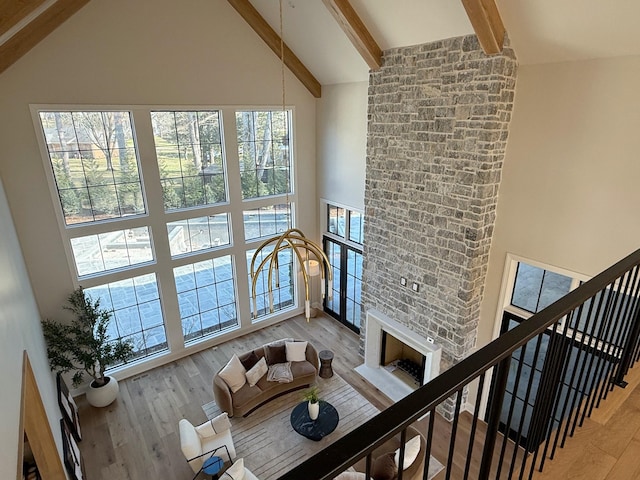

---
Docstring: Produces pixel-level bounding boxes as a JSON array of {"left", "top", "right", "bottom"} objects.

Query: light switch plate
[
  {"left": 412, "top": 282, "right": 420, "bottom": 292},
  {"left": 400, "top": 277, "right": 407, "bottom": 286}
]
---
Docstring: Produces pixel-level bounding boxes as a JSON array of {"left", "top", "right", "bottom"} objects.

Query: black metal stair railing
[{"left": 277, "top": 248, "right": 640, "bottom": 480}]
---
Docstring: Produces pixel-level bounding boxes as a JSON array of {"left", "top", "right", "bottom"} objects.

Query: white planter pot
[
  {"left": 308, "top": 401, "right": 319, "bottom": 420},
  {"left": 86, "top": 376, "right": 119, "bottom": 407}
]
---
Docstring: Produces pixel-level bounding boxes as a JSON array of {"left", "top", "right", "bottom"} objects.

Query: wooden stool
[{"left": 318, "top": 350, "right": 334, "bottom": 378}]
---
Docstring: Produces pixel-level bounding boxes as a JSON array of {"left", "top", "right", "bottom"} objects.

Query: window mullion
[
  {"left": 222, "top": 107, "right": 252, "bottom": 327},
  {"left": 131, "top": 109, "right": 185, "bottom": 353}
]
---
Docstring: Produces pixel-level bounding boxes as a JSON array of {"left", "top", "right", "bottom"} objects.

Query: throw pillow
[
  {"left": 285, "top": 340, "right": 308, "bottom": 362},
  {"left": 371, "top": 452, "right": 397, "bottom": 480},
  {"left": 264, "top": 344, "right": 287, "bottom": 365},
  {"left": 334, "top": 472, "right": 366, "bottom": 480},
  {"left": 266, "top": 362, "right": 293, "bottom": 383},
  {"left": 264, "top": 337, "right": 293, "bottom": 348},
  {"left": 218, "top": 354, "right": 247, "bottom": 393},
  {"left": 245, "top": 357, "right": 268, "bottom": 386},
  {"left": 195, "top": 412, "right": 231, "bottom": 436},
  {"left": 394, "top": 435, "right": 421, "bottom": 470},
  {"left": 239, "top": 351, "right": 260, "bottom": 370},
  {"left": 220, "top": 458, "right": 245, "bottom": 480}
]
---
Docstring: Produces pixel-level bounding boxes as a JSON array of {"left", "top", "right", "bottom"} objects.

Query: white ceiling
[
  {"left": 4, "top": 1, "right": 640, "bottom": 85},
  {"left": 249, "top": 0, "right": 640, "bottom": 86},
  {"left": 496, "top": 0, "right": 640, "bottom": 65}
]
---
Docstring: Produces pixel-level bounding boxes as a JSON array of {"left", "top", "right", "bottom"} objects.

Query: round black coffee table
[{"left": 290, "top": 401, "right": 339, "bottom": 441}]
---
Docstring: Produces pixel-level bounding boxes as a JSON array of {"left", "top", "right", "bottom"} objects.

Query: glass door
[
  {"left": 324, "top": 239, "right": 342, "bottom": 319},
  {"left": 323, "top": 238, "right": 362, "bottom": 333}
]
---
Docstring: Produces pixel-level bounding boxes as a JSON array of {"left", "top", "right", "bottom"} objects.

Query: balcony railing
[{"left": 278, "top": 248, "right": 640, "bottom": 480}]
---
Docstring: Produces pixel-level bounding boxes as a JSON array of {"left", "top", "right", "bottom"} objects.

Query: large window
[
  {"left": 85, "top": 274, "right": 165, "bottom": 362},
  {"left": 237, "top": 110, "right": 294, "bottom": 323},
  {"left": 71, "top": 227, "right": 153, "bottom": 277},
  {"left": 236, "top": 110, "right": 291, "bottom": 199},
  {"left": 151, "top": 111, "right": 226, "bottom": 210},
  {"left": 510, "top": 263, "right": 573, "bottom": 314},
  {"left": 174, "top": 256, "right": 237, "bottom": 342},
  {"left": 167, "top": 214, "right": 230, "bottom": 257},
  {"left": 36, "top": 106, "right": 298, "bottom": 368},
  {"left": 39, "top": 111, "right": 144, "bottom": 225},
  {"left": 243, "top": 204, "right": 290, "bottom": 241}
]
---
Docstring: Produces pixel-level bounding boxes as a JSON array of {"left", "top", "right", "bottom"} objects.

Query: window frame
[
  {"left": 500, "top": 255, "right": 586, "bottom": 326},
  {"left": 31, "top": 104, "right": 304, "bottom": 375},
  {"left": 321, "top": 200, "right": 364, "bottom": 333}
]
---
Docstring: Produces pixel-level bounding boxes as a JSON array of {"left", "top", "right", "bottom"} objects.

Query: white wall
[
  {"left": 478, "top": 55, "right": 640, "bottom": 346},
  {"left": 317, "top": 82, "right": 368, "bottom": 211},
  {"left": 0, "top": 0, "right": 317, "bottom": 319},
  {"left": 0, "top": 179, "right": 62, "bottom": 478}
]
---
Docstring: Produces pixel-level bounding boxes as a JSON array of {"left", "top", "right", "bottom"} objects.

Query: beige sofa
[{"left": 213, "top": 339, "right": 319, "bottom": 418}]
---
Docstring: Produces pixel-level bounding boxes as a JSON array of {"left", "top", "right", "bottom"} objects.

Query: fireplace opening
[{"left": 380, "top": 330, "right": 426, "bottom": 388}]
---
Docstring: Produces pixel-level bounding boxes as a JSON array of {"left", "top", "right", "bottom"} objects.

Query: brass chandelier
[
  {"left": 250, "top": 228, "right": 332, "bottom": 321},
  {"left": 249, "top": 0, "right": 332, "bottom": 322}
]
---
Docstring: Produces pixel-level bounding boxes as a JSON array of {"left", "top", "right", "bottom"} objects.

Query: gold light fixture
[
  {"left": 250, "top": 228, "right": 332, "bottom": 321},
  {"left": 249, "top": 0, "right": 332, "bottom": 322}
]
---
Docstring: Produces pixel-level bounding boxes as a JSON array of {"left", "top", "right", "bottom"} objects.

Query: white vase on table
[{"left": 308, "top": 400, "right": 319, "bottom": 420}]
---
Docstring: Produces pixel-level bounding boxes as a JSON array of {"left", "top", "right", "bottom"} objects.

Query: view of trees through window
[
  {"left": 37, "top": 107, "right": 296, "bottom": 363},
  {"left": 151, "top": 111, "right": 227, "bottom": 210},
  {"left": 236, "top": 111, "right": 291, "bottom": 199},
  {"left": 39, "top": 111, "right": 145, "bottom": 225}
]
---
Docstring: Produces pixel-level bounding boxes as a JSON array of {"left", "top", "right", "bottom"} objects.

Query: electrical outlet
[
  {"left": 412, "top": 282, "right": 420, "bottom": 292},
  {"left": 400, "top": 277, "right": 407, "bottom": 287}
]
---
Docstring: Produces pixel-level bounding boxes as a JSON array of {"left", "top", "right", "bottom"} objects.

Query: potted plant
[
  {"left": 302, "top": 385, "right": 321, "bottom": 420},
  {"left": 42, "top": 287, "right": 134, "bottom": 407}
]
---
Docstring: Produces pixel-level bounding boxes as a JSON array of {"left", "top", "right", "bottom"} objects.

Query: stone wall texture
[{"left": 361, "top": 35, "right": 517, "bottom": 375}]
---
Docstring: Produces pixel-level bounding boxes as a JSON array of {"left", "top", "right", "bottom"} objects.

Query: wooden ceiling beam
[
  {"left": 322, "top": 0, "right": 382, "bottom": 71},
  {"left": 0, "top": 0, "right": 90, "bottom": 75},
  {"left": 0, "top": 0, "right": 48, "bottom": 38},
  {"left": 461, "top": 0, "right": 505, "bottom": 54},
  {"left": 226, "top": 0, "right": 321, "bottom": 98}
]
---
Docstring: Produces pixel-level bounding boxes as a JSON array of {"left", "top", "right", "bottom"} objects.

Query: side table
[
  {"left": 318, "top": 350, "right": 334, "bottom": 378},
  {"left": 202, "top": 456, "right": 224, "bottom": 479}
]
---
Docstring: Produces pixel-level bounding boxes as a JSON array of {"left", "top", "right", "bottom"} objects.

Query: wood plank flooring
[
  {"left": 77, "top": 313, "right": 395, "bottom": 480},
  {"left": 76, "top": 313, "right": 639, "bottom": 480},
  {"left": 531, "top": 363, "right": 640, "bottom": 480}
]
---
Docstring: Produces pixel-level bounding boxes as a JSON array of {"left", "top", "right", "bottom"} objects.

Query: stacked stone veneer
[{"left": 362, "top": 35, "right": 517, "bottom": 377}]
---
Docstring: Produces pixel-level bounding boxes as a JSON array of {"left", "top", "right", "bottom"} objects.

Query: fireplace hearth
[{"left": 355, "top": 309, "right": 441, "bottom": 402}]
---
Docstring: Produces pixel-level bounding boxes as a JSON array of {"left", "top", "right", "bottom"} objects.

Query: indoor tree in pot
[
  {"left": 42, "top": 287, "right": 134, "bottom": 407},
  {"left": 303, "top": 385, "right": 321, "bottom": 420}
]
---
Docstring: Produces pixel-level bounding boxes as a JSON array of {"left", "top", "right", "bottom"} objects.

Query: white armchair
[{"left": 179, "top": 412, "right": 237, "bottom": 474}]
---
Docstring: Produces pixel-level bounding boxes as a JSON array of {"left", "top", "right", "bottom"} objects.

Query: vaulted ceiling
[{"left": 2, "top": 0, "right": 640, "bottom": 97}]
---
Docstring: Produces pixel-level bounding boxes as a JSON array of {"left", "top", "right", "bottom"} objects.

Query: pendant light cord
[{"left": 279, "top": 0, "right": 292, "bottom": 230}]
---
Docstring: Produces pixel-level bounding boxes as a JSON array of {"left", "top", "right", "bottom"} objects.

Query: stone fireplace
[
  {"left": 355, "top": 309, "right": 441, "bottom": 402},
  {"left": 359, "top": 34, "right": 517, "bottom": 411}
]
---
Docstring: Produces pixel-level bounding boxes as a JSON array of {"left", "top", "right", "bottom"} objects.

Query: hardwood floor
[
  {"left": 77, "top": 313, "right": 394, "bottom": 479},
  {"left": 76, "top": 312, "right": 639, "bottom": 480},
  {"left": 530, "top": 364, "right": 640, "bottom": 480}
]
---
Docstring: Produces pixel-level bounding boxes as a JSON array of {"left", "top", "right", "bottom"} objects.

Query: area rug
[{"left": 202, "top": 374, "right": 444, "bottom": 479}]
